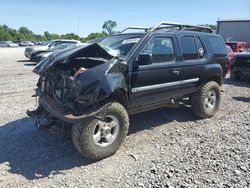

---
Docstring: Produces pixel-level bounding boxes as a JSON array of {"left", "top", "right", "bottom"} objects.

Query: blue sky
[{"left": 0, "top": 0, "right": 249, "bottom": 37}]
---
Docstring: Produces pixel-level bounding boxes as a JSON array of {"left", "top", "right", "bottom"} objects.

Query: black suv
[{"left": 27, "top": 22, "right": 228, "bottom": 160}]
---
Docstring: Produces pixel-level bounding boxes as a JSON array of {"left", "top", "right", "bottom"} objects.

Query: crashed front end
[{"left": 27, "top": 43, "right": 127, "bottom": 127}]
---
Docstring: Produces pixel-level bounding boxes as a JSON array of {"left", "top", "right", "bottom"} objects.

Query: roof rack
[
  {"left": 151, "top": 22, "right": 213, "bottom": 33},
  {"left": 120, "top": 26, "right": 151, "bottom": 33}
]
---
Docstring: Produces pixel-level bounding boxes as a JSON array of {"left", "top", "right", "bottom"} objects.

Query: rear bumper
[
  {"left": 232, "top": 67, "right": 250, "bottom": 76},
  {"left": 41, "top": 95, "right": 109, "bottom": 124}
]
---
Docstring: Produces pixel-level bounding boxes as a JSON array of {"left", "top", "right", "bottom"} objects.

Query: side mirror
[{"left": 136, "top": 53, "right": 153, "bottom": 66}]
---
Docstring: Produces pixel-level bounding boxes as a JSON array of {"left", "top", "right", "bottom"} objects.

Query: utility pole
[{"left": 77, "top": 16, "right": 80, "bottom": 35}]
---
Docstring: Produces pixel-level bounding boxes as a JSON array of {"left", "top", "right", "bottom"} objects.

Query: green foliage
[
  {"left": 0, "top": 20, "right": 116, "bottom": 42},
  {"left": 200, "top": 24, "right": 217, "bottom": 31},
  {"left": 82, "top": 32, "right": 108, "bottom": 42},
  {"left": 0, "top": 23, "right": 110, "bottom": 42},
  {"left": 0, "top": 25, "right": 82, "bottom": 42},
  {"left": 61, "top": 33, "right": 81, "bottom": 40},
  {"left": 102, "top": 20, "right": 117, "bottom": 34}
]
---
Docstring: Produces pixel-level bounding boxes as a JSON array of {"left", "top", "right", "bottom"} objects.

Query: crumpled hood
[{"left": 33, "top": 43, "right": 114, "bottom": 74}]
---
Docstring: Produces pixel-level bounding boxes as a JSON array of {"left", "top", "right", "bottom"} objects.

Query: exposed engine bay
[{"left": 27, "top": 43, "right": 128, "bottom": 128}]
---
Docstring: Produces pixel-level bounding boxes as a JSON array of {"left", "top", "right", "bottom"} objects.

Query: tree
[
  {"left": 208, "top": 24, "right": 217, "bottom": 30},
  {"left": 18, "top": 26, "right": 33, "bottom": 35},
  {"left": 62, "top": 33, "right": 80, "bottom": 40},
  {"left": 82, "top": 32, "right": 108, "bottom": 42},
  {"left": 200, "top": 24, "right": 217, "bottom": 31},
  {"left": 102, "top": 20, "right": 117, "bottom": 35}
]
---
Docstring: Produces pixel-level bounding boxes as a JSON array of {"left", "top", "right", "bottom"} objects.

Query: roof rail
[
  {"left": 120, "top": 26, "right": 151, "bottom": 33},
  {"left": 151, "top": 22, "right": 213, "bottom": 33}
]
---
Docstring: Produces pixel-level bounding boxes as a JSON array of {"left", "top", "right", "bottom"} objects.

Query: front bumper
[{"left": 40, "top": 95, "right": 109, "bottom": 124}]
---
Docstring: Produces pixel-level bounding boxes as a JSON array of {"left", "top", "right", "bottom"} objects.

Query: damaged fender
[{"left": 31, "top": 43, "right": 128, "bottom": 124}]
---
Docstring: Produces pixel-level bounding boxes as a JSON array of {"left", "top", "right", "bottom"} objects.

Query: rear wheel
[
  {"left": 191, "top": 81, "right": 221, "bottom": 118},
  {"left": 72, "top": 102, "right": 129, "bottom": 160}
]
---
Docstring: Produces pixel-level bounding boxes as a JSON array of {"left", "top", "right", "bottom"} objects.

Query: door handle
[{"left": 173, "top": 70, "right": 180, "bottom": 75}]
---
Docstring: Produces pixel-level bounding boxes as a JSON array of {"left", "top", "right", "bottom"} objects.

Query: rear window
[{"left": 208, "top": 36, "right": 227, "bottom": 57}]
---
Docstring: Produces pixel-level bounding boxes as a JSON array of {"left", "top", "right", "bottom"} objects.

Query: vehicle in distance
[
  {"left": 0, "top": 41, "right": 7, "bottom": 47},
  {"left": 0, "top": 41, "right": 19, "bottom": 47},
  {"left": 31, "top": 43, "right": 82, "bottom": 63},
  {"left": 27, "top": 22, "right": 228, "bottom": 160},
  {"left": 231, "top": 48, "right": 250, "bottom": 80},
  {"left": 225, "top": 41, "right": 248, "bottom": 53},
  {"left": 17, "top": 41, "right": 34, "bottom": 47},
  {"left": 25, "top": 39, "right": 81, "bottom": 60},
  {"left": 226, "top": 45, "right": 234, "bottom": 71},
  {"left": 6, "top": 41, "right": 19, "bottom": 47}
]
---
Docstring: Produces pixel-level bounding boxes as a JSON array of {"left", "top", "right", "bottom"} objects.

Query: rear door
[
  {"left": 129, "top": 35, "right": 183, "bottom": 108},
  {"left": 177, "top": 35, "right": 209, "bottom": 96}
]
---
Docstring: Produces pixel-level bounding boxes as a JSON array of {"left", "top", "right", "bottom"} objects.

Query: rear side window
[
  {"left": 180, "top": 36, "right": 205, "bottom": 60},
  {"left": 208, "top": 36, "right": 227, "bottom": 57},
  {"left": 180, "top": 36, "right": 198, "bottom": 60},
  {"left": 195, "top": 37, "right": 205, "bottom": 59}
]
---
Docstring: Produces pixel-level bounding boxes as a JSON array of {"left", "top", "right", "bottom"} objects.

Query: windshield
[{"left": 98, "top": 34, "right": 144, "bottom": 58}]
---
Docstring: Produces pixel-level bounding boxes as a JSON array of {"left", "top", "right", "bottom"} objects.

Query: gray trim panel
[{"left": 132, "top": 78, "right": 199, "bottom": 93}]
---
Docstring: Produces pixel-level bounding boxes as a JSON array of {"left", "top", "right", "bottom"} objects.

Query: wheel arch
[
  {"left": 206, "top": 75, "right": 222, "bottom": 86},
  {"left": 109, "top": 88, "right": 129, "bottom": 109}
]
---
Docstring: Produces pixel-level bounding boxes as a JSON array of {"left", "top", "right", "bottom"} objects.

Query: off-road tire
[
  {"left": 191, "top": 81, "right": 221, "bottom": 118},
  {"left": 72, "top": 102, "right": 129, "bottom": 160}
]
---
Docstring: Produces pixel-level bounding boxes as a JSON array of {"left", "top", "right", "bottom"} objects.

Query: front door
[{"left": 129, "top": 36, "right": 183, "bottom": 108}]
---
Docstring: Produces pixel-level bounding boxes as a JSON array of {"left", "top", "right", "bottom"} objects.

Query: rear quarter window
[{"left": 208, "top": 36, "right": 227, "bottom": 58}]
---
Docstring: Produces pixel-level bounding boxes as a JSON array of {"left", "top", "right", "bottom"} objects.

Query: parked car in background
[
  {"left": 27, "top": 22, "right": 228, "bottom": 160},
  {"left": 0, "top": 41, "right": 7, "bottom": 47},
  {"left": 231, "top": 50, "right": 250, "bottom": 80},
  {"left": 25, "top": 39, "right": 81, "bottom": 60},
  {"left": 17, "top": 41, "right": 34, "bottom": 47},
  {"left": 31, "top": 43, "right": 83, "bottom": 63},
  {"left": 6, "top": 41, "right": 19, "bottom": 47},
  {"left": 226, "top": 45, "right": 234, "bottom": 71},
  {"left": 225, "top": 41, "right": 248, "bottom": 53}
]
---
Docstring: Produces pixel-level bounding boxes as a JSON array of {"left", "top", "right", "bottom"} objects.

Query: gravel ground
[{"left": 0, "top": 48, "right": 249, "bottom": 188}]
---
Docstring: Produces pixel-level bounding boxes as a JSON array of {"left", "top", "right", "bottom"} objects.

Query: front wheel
[
  {"left": 191, "top": 81, "right": 221, "bottom": 118},
  {"left": 72, "top": 102, "right": 129, "bottom": 160}
]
